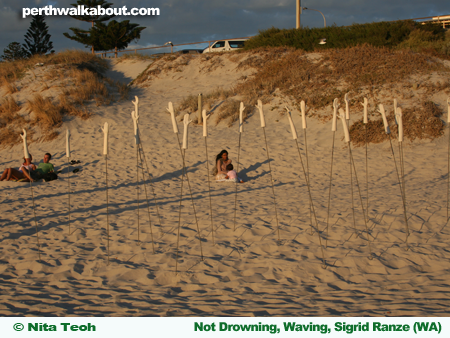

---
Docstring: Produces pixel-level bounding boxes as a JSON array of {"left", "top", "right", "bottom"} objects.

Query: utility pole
[{"left": 296, "top": 0, "right": 302, "bottom": 29}]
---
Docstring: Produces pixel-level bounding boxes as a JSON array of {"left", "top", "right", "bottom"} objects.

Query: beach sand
[{"left": 1, "top": 52, "right": 450, "bottom": 316}]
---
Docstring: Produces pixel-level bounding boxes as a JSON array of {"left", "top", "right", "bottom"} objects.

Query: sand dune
[{"left": 1, "top": 51, "right": 450, "bottom": 316}]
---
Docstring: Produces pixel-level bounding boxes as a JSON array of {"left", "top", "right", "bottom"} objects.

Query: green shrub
[{"left": 244, "top": 21, "right": 446, "bottom": 52}]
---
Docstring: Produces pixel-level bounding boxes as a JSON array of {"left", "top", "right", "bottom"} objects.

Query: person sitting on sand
[
  {"left": 225, "top": 163, "right": 244, "bottom": 183},
  {"left": 22, "top": 153, "right": 54, "bottom": 182},
  {"left": 0, "top": 154, "right": 36, "bottom": 182},
  {"left": 213, "top": 150, "right": 232, "bottom": 180}
]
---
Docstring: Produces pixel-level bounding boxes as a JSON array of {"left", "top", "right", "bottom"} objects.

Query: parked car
[{"left": 203, "top": 39, "right": 248, "bottom": 53}]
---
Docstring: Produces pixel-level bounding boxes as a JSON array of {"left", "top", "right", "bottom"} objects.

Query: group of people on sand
[
  {"left": 2, "top": 149, "right": 236, "bottom": 183},
  {"left": 213, "top": 150, "right": 244, "bottom": 183},
  {"left": 0, "top": 153, "right": 55, "bottom": 182}
]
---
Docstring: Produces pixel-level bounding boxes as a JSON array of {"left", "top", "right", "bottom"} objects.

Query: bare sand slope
[
  {"left": 1, "top": 53, "right": 450, "bottom": 316},
  {"left": 104, "top": 58, "right": 153, "bottom": 84}
]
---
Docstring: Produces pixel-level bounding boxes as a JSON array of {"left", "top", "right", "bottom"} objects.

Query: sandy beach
[{"left": 1, "top": 52, "right": 450, "bottom": 316}]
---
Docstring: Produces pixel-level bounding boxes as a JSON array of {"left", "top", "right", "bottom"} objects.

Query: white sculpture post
[
  {"left": 101, "top": 122, "right": 110, "bottom": 264},
  {"left": 286, "top": 106, "right": 326, "bottom": 268},
  {"left": 182, "top": 114, "right": 191, "bottom": 150},
  {"left": 102, "top": 122, "right": 109, "bottom": 156},
  {"left": 202, "top": 109, "right": 215, "bottom": 244},
  {"left": 286, "top": 107, "right": 298, "bottom": 140},
  {"left": 396, "top": 107, "right": 403, "bottom": 143},
  {"left": 132, "top": 96, "right": 140, "bottom": 145},
  {"left": 131, "top": 96, "right": 141, "bottom": 242},
  {"left": 66, "top": 129, "right": 72, "bottom": 234},
  {"left": 378, "top": 104, "right": 390, "bottom": 134},
  {"left": 173, "top": 112, "right": 203, "bottom": 274},
  {"left": 239, "top": 102, "right": 245, "bottom": 134},
  {"left": 339, "top": 108, "right": 373, "bottom": 259},
  {"left": 20, "top": 129, "right": 30, "bottom": 159},
  {"left": 256, "top": 99, "right": 280, "bottom": 243},
  {"left": 326, "top": 98, "right": 339, "bottom": 248},
  {"left": 344, "top": 92, "right": 350, "bottom": 126},
  {"left": 379, "top": 104, "right": 409, "bottom": 249},
  {"left": 300, "top": 100, "right": 313, "bottom": 234},
  {"left": 233, "top": 102, "right": 245, "bottom": 232},
  {"left": 66, "top": 129, "right": 71, "bottom": 159},
  {"left": 395, "top": 107, "right": 407, "bottom": 215},
  {"left": 167, "top": 102, "right": 179, "bottom": 134}
]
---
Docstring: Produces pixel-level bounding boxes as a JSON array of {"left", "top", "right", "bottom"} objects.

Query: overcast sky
[{"left": 0, "top": 0, "right": 448, "bottom": 55}]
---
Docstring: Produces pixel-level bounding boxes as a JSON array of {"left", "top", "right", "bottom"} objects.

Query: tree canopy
[
  {"left": 23, "top": 15, "right": 54, "bottom": 56},
  {"left": 1, "top": 42, "right": 28, "bottom": 61},
  {"left": 64, "top": 0, "right": 116, "bottom": 53},
  {"left": 92, "top": 20, "right": 146, "bottom": 56}
]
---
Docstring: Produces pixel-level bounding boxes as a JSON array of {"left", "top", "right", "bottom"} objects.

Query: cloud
[{"left": 0, "top": 0, "right": 448, "bottom": 56}]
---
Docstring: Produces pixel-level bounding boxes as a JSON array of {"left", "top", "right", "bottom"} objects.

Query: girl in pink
[{"left": 225, "top": 164, "right": 243, "bottom": 183}]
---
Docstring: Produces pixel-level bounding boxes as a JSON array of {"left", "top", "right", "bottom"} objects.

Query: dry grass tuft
[
  {"left": 349, "top": 101, "right": 445, "bottom": 146},
  {"left": 0, "top": 96, "right": 21, "bottom": 126},
  {"left": 0, "top": 97, "right": 29, "bottom": 147},
  {"left": 133, "top": 53, "right": 194, "bottom": 85},
  {"left": 26, "top": 94, "right": 63, "bottom": 130},
  {"left": 41, "top": 131, "right": 59, "bottom": 142},
  {"left": 214, "top": 99, "right": 252, "bottom": 126},
  {"left": 118, "top": 53, "right": 154, "bottom": 61},
  {"left": 177, "top": 87, "right": 236, "bottom": 119}
]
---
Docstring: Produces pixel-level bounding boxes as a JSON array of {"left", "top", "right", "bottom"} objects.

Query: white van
[{"left": 203, "top": 39, "right": 248, "bottom": 53}]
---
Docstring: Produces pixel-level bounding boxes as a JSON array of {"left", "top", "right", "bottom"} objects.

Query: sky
[{"left": 0, "top": 0, "right": 448, "bottom": 56}]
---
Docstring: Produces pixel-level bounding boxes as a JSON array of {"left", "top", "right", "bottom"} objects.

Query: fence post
[{"left": 198, "top": 93, "right": 203, "bottom": 125}]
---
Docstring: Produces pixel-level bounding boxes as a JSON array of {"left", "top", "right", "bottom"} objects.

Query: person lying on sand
[
  {"left": 213, "top": 149, "right": 232, "bottom": 180},
  {"left": 22, "top": 153, "right": 55, "bottom": 182},
  {"left": 0, "top": 154, "right": 36, "bottom": 182},
  {"left": 225, "top": 164, "right": 244, "bottom": 183}
]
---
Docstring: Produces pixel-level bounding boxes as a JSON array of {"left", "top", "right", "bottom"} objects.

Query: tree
[
  {"left": 63, "top": 0, "right": 115, "bottom": 54},
  {"left": 1, "top": 42, "right": 28, "bottom": 61},
  {"left": 92, "top": 20, "right": 146, "bottom": 57},
  {"left": 23, "top": 15, "right": 54, "bottom": 56}
]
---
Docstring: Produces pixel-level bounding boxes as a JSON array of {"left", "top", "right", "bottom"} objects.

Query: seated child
[{"left": 225, "top": 164, "right": 244, "bottom": 183}]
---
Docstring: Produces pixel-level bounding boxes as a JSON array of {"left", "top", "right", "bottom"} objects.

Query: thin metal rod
[
  {"left": 139, "top": 147, "right": 155, "bottom": 254},
  {"left": 137, "top": 130, "right": 163, "bottom": 228},
  {"left": 180, "top": 147, "right": 203, "bottom": 260},
  {"left": 67, "top": 158, "right": 71, "bottom": 235},
  {"left": 136, "top": 145, "right": 140, "bottom": 242},
  {"left": 388, "top": 134, "right": 409, "bottom": 248},
  {"left": 348, "top": 143, "right": 358, "bottom": 235},
  {"left": 304, "top": 129, "right": 313, "bottom": 235},
  {"left": 325, "top": 131, "right": 335, "bottom": 248},
  {"left": 30, "top": 180, "right": 41, "bottom": 262},
  {"left": 175, "top": 139, "right": 185, "bottom": 275},
  {"left": 349, "top": 144, "right": 373, "bottom": 259},
  {"left": 398, "top": 140, "right": 406, "bottom": 203},
  {"left": 204, "top": 136, "right": 214, "bottom": 244},
  {"left": 400, "top": 143, "right": 407, "bottom": 214},
  {"left": 175, "top": 133, "right": 204, "bottom": 275},
  {"left": 233, "top": 132, "right": 242, "bottom": 232},
  {"left": 447, "top": 125, "right": 450, "bottom": 220},
  {"left": 294, "top": 139, "right": 326, "bottom": 268},
  {"left": 262, "top": 128, "right": 280, "bottom": 243},
  {"left": 105, "top": 155, "right": 110, "bottom": 265},
  {"left": 365, "top": 124, "right": 369, "bottom": 221}
]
